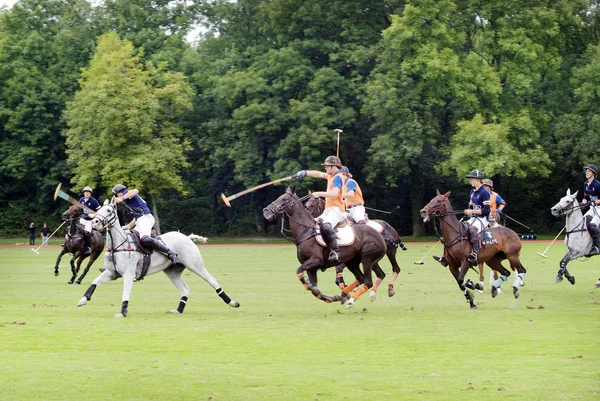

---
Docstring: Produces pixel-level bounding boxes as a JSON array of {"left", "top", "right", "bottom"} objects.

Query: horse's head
[
  {"left": 62, "top": 205, "right": 82, "bottom": 221},
  {"left": 92, "top": 198, "right": 118, "bottom": 232},
  {"left": 263, "top": 188, "right": 299, "bottom": 221},
  {"left": 420, "top": 190, "right": 452, "bottom": 222},
  {"left": 551, "top": 189, "right": 579, "bottom": 217},
  {"left": 304, "top": 192, "right": 324, "bottom": 218}
]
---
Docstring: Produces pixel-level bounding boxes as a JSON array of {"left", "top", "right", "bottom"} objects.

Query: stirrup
[
  {"left": 328, "top": 250, "right": 340, "bottom": 262},
  {"left": 432, "top": 255, "right": 448, "bottom": 267},
  {"left": 467, "top": 252, "right": 478, "bottom": 265},
  {"left": 167, "top": 252, "right": 179, "bottom": 264}
]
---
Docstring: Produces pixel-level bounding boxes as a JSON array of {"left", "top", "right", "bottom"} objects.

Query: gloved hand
[
  {"left": 122, "top": 225, "right": 131, "bottom": 232},
  {"left": 292, "top": 170, "right": 307, "bottom": 180}
]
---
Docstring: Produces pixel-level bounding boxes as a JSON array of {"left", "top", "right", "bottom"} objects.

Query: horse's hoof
[
  {"left": 76, "top": 297, "right": 87, "bottom": 307},
  {"left": 75, "top": 281, "right": 81, "bottom": 285},
  {"left": 595, "top": 280, "right": 600, "bottom": 289},
  {"left": 167, "top": 310, "right": 180, "bottom": 314},
  {"left": 114, "top": 313, "right": 125, "bottom": 318},
  {"left": 470, "top": 304, "right": 477, "bottom": 310},
  {"left": 229, "top": 300, "right": 240, "bottom": 308},
  {"left": 369, "top": 291, "right": 377, "bottom": 302},
  {"left": 345, "top": 299, "right": 355, "bottom": 309},
  {"left": 67, "top": 280, "right": 74, "bottom": 285},
  {"left": 513, "top": 286, "right": 520, "bottom": 299},
  {"left": 475, "top": 282, "right": 484, "bottom": 291},
  {"left": 567, "top": 276, "right": 575, "bottom": 285},
  {"left": 54, "top": 270, "right": 59, "bottom": 276},
  {"left": 388, "top": 288, "right": 395, "bottom": 297},
  {"left": 555, "top": 276, "right": 563, "bottom": 283},
  {"left": 491, "top": 286, "right": 498, "bottom": 298}
]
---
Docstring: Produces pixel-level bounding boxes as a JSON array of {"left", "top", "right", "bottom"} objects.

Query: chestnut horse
[
  {"left": 263, "top": 189, "right": 387, "bottom": 308},
  {"left": 304, "top": 195, "right": 406, "bottom": 298},
  {"left": 420, "top": 191, "right": 526, "bottom": 309},
  {"left": 53, "top": 205, "right": 104, "bottom": 284}
]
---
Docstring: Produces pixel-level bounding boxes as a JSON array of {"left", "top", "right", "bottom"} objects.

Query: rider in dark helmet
[
  {"left": 112, "top": 184, "right": 178, "bottom": 264},
  {"left": 582, "top": 164, "right": 600, "bottom": 255},
  {"left": 292, "top": 156, "right": 345, "bottom": 262},
  {"left": 78, "top": 186, "right": 101, "bottom": 255},
  {"left": 433, "top": 170, "right": 490, "bottom": 267}
]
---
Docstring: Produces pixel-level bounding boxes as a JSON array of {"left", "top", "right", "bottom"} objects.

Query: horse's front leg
[
  {"left": 53, "top": 249, "right": 68, "bottom": 276},
  {"left": 77, "top": 269, "right": 118, "bottom": 307},
  {"left": 296, "top": 261, "right": 339, "bottom": 303},
  {"left": 345, "top": 261, "right": 375, "bottom": 309},
  {"left": 557, "top": 252, "right": 577, "bottom": 285},
  {"left": 75, "top": 253, "right": 98, "bottom": 285},
  {"left": 116, "top": 271, "right": 135, "bottom": 318},
  {"left": 454, "top": 262, "right": 477, "bottom": 309},
  {"left": 369, "top": 264, "right": 386, "bottom": 302},
  {"left": 68, "top": 253, "right": 81, "bottom": 284}
]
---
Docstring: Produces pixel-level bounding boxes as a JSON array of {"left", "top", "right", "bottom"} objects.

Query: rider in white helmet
[
  {"left": 582, "top": 164, "right": 600, "bottom": 255},
  {"left": 78, "top": 186, "right": 101, "bottom": 254},
  {"left": 112, "top": 184, "right": 178, "bottom": 264}
]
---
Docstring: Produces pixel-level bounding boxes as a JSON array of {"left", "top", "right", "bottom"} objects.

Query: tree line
[{"left": 1, "top": 0, "right": 598, "bottom": 237}]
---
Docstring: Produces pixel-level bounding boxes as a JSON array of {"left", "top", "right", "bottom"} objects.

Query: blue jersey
[
  {"left": 469, "top": 185, "right": 491, "bottom": 217},
  {"left": 584, "top": 179, "right": 600, "bottom": 203},
  {"left": 121, "top": 189, "right": 152, "bottom": 218},
  {"left": 79, "top": 196, "right": 101, "bottom": 220}
]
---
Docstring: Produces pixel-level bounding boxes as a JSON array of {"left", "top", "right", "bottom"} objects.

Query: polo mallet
[
  {"left": 221, "top": 176, "right": 293, "bottom": 207},
  {"left": 537, "top": 227, "right": 566, "bottom": 259},
  {"left": 31, "top": 220, "right": 66, "bottom": 254},
  {"left": 365, "top": 205, "right": 400, "bottom": 215},
  {"left": 53, "top": 183, "right": 97, "bottom": 214},
  {"left": 334, "top": 128, "right": 343, "bottom": 158},
  {"left": 413, "top": 240, "right": 442, "bottom": 265}
]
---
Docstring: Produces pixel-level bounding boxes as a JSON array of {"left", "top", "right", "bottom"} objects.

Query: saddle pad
[
  {"left": 366, "top": 220, "right": 384, "bottom": 233},
  {"left": 481, "top": 229, "right": 498, "bottom": 246},
  {"left": 315, "top": 225, "right": 356, "bottom": 247}
]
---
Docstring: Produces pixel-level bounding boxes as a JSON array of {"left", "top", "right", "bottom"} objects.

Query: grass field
[{"left": 0, "top": 242, "right": 598, "bottom": 401}]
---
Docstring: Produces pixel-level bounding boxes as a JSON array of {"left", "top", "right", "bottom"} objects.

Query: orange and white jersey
[
  {"left": 343, "top": 178, "right": 364, "bottom": 208},
  {"left": 325, "top": 172, "right": 345, "bottom": 211}
]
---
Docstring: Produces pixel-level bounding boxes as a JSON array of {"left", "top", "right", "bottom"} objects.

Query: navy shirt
[
  {"left": 584, "top": 179, "right": 600, "bottom": 203},
  {"left": 79, "top": 196, "right": 101, "bottom": 220},
  {"left": 121, "top": 189, "right": 152, "bottom": 219},
  {"left": 469, "top": 185, "right": 491, "bottom": 217}
]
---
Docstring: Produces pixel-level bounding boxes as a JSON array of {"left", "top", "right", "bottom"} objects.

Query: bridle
[
  {"left": 264, "top": 194, "right": 316, "bottom": 244},
  {"left": 93, "top": 204, "right": 134, "bottom": 263},
  {"left": 422, "top": 196, "right": 467, "bottom": 248},
  {"left": 552, "top": 196, "right": 589, "bottom": 236}
]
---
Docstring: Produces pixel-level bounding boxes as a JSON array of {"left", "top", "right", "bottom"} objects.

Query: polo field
[{"left": 0, "top": 242, "right": 598, "bottom": 401}]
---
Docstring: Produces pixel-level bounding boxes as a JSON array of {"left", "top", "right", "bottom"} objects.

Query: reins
[{"left": 265, "top": 194, "right": 317, "bottom": 245}]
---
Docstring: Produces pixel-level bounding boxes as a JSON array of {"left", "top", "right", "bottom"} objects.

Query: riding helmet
[
  {"left": 112, "top": 184, "right": 127, "bottom": 195},
  {"left": 321, "top": 155, "right": 342, "bottom": 168},
  {"left": 482, "top": 179, "right": 494, "bottom": 188},
  {"left": 466, "top": 170, "right": 484, "bottom": 179},
  {"left": 584, "top": 164, "right": 598, "bottom": 176},
  {"left": 82, "top": 186, "right": 93, "bottom": 194}
]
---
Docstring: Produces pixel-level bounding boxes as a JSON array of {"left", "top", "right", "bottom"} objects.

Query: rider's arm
[
  {"left": 305, "top": 170, "right": 327, "bottom": 179},
  {"left": 313, "top": 186, "right": 341, "bottom": 199}
]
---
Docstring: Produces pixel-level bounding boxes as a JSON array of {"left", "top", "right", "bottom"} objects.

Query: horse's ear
[
  {"left": 566, "top": 188, "right": 571, "bottom": 196},
  {"left": 104, "top": 199, "right": 110, "bottom": 205},
  {"left": 444, "top": 191, "right": 451, "bottom": 198},
  {"left": 291, "top": 186, "right": 296, "bottom": 195},
  {"left": 308, "top": 189, "right": 313, "bottom": 195},
  {"left": 573, "top": 190, "right": 579, "bottom": 198},
  {"left": 436, "top": 189, "right": 441, "bottom": 196}
]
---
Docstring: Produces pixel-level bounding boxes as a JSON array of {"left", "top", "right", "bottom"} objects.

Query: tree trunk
[
  {"left": 410, "top": 174, "right": 425, "bottom": 237},
  {"left": 150, "top": 193, "right": 161, "bottom": 235}
]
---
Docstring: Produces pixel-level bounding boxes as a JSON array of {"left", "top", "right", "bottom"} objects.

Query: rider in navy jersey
[
  {"left": 112, "top": 184, "right": 178, "bottom": 264},
  {"left": 79, "top": 186, "right": 101, "bottom": 254},
  {"left": 582, "top": 164, "right": 600, "bottom": 255},
  {"left": 434, "top": 170, "right": 490, "bottom": 267}
]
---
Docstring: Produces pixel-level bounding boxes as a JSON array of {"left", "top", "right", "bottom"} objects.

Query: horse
[
  {"left": 77, "top": 199, "right": 240, "bottom": 318},
  {"left": 53, "top": 205, "right": 104, "bottom": 285},
  {"left": 304, "top": 195, "right": 405, "bottom": 298},
  {"left": 550, "top": 189, "right": 599, "bottom": 287},
  {"left": 263, "top": 189, "right": 387, "bottom": 308},
  {"left": 420, "top": 190, "right": 527, "bottom": 309}
]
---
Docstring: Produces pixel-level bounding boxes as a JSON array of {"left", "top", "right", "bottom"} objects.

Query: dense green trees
[{"left": 1, "top": 0, "right": 598, "bottom": 236}]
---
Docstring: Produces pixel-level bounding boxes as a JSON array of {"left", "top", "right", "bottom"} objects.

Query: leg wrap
[
  {"left": 216, "top": 288, "right": 231, "bottom": 304},
  {"left": 177, "top": 296, "right": 188, "bottom": 313}
]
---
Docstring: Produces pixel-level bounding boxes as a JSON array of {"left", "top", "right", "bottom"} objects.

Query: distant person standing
[
  {"left": 41, "top": 223, "right": 51, "bottom": 245},
  {"left": 29, "top": 222, "right": 35, "bottom": 245}
]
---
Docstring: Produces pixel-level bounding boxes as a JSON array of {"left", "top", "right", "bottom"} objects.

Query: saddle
[
  {"left": 129, "top": 231, "right": 153, "bottom": 281},
  {"left": 315, "top": 224, "right": 356, "bottom": 247}
]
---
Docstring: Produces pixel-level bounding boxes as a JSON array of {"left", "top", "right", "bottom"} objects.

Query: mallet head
[{"left": 220, "top": 193, "right": 231, "bottom": 207}]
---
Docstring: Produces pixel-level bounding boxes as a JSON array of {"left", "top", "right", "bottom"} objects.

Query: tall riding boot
[
  {"left": 588, "top": 223, "right": 600, "bottom": 256},
  {"left": 142, "top": 236, "right": 179, "bottom": 264},
  {"left": 467, "top": 225, "right": 480, "bottom": 266},
  {"left": 83, "top": 230, "right": 92, "bottom": 255},
  {"left": 432, "top": 255, "right": 448, "bottom": 267},
  {"left": 320, "top": 222, "right": 340, "bottom": 262}
]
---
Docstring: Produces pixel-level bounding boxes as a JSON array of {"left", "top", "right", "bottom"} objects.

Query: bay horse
[
  {"left": 263, "top": 189, "right": 387, "bottom": 308},
  {"left": 550, "top": 189, "right": 599, "bottom": 287},
  {"left": 305, "top": 195, "right": 406, "bottom": 299},
  {"left": 77, "top": 199, "right": 240, "bottom": 318},
  {"left": 420, "top": 190, "right": 527, "bottom": 309},
  {"left": 53, "top": 205, "right": 104, "bottom": 285}
]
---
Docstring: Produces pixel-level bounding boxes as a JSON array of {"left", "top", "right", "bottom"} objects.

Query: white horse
[
  {"left": 550, "top": 189, "right": 599, "bottom": 287},
  {"left": 77, "top": 200, "right": 240, "bottom": 317}
]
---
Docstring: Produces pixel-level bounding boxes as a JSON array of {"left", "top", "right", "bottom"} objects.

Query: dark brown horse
[
  {"left": 263, "top": 189, "right": 387, "bottom": 308},
  {"left": 305, "top": 195, "right": 406, "bottom": 298},
  {"left": 420, "top": 190, "right": 527, "bottom": 309},
  {"left": 53, "top": 205, "right": 105, "bottom": 284}
]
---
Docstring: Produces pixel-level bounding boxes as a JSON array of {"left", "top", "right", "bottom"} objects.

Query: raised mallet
[
  {"left": 31, "top": 220, "right": 67, "bottom": 254},
  {"left": 53, "top": 183, "right": 96, "bottom": 214},
  {"left": 537, "top": 226, "right": 566, "bottom": 259},
  {"left": 221, "top": 176, "right": 293, "bottom": 207},
  {"left": 334, "top": 128, "right": 343, "bottom": 158},
  {"left": 414, "top": 240, "right": 442, "bottom": 265}
]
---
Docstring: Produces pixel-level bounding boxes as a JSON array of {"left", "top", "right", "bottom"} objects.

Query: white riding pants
[
  {"left": 317, "top": 206, "right": 345, "bottom": 228},
  {"left": 345, "top": 205, "right": 366, "bottom": 223},
  {"left": 79, "top": 218, "right": 93, "bottom": 233},
  {"left": 584, "top": 205, "right": 600, "bottom": 226},
  {"left": 134, "top": 214, "right": 155, "bottom": 238},
  {"left": 467, "top": 216, "right": 489, "bottom": 233}
]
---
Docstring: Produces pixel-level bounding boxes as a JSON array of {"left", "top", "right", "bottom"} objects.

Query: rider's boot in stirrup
[
  {"left": 320, "top": 222, "right": 340, "bottom": 262},
  {"left": 588, "top": 223, "right": 600, "bottom": 256},
  {"left": 432, "top": 255, "right": 448, "bottom": 267},
  {"left": 83, "top": 230, "right": 92, "bottom": 255},
  {"left": 142, "top": 235, "right": 179, "bottom": 264},
  {"left": 467, "top": 226, "right": 480, "bottom": 266}
]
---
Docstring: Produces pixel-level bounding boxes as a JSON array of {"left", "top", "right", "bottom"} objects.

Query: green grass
[{"left": 0, "top": 243, "right": 598, "bottom": 401}]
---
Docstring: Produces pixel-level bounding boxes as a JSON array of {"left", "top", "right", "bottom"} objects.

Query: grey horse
[
  {"left": 550, "top": 189, "right": 600, "bottom": 287},
  {"left": 77, "top": 199, "right": 240, "bottom": 317}
]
